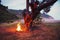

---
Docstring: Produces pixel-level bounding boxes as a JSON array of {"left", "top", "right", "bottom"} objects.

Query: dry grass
[
  {"left": 45, "top": 23, "right": 60, "bottom": 40},
  {"left": 0, "top": 22, "right": 59, "bottom": 40}
]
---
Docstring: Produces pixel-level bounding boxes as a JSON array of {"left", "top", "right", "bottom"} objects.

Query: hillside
[
  {"left": 0, "top": 5, "right": 19, "bottom": 23},
  {"left": 0, "top": 4, "right": 53, "bottom": 23},
  {"left": 7, "top": 9, "right": 53, "bottom": 19}
]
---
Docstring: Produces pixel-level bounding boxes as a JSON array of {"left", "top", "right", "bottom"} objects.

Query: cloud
[{"left": 2, "top": 0, "right": 26, "bottom": 10}]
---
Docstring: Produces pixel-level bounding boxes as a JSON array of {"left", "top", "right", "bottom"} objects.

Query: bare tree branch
[
  {"left": 32, "top": 0, "right": 57, "bottom": 20},
  {"left": 38, "top": 0, "right": 57, "bottom": 11}
]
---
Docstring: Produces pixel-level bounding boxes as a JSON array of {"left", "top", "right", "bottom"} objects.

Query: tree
[
  {"left": 31, "top": 0, "right": 57, "bottom": 20},
  {"left": 23, "top": 0, "right": 57, "bottom": 29}
]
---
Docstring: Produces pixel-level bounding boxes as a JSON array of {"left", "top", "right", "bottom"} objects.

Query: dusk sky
[{"left": 1, "top": 0, "right": 60, "bottom": 20}]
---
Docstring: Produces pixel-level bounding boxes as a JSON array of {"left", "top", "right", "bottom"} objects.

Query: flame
[
  {"left": 16, "top": 13, "right": 32, "bottom": 32},
  {"left": 16, "top": 23, "right": 22, "bottom": 31}
]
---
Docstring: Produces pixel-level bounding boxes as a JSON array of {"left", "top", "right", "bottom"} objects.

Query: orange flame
[
  {"left": 16, "top": 23, "right": 22, "bottom": 31},
  {"left": 16, "top": 13, "right": 32, "bottom": 32}
]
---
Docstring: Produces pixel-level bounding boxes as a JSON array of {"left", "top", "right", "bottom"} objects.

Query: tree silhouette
[
  {"left": 23, "top": 0, "right": 57, "bottom": 30},
  {"left": 31, "top": 0, "right": 57, "bottom": 20}
]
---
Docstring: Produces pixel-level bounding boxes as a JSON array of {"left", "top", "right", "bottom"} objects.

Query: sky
[{"left": 1, "top": 0, "right": 60, "bottom": 20}]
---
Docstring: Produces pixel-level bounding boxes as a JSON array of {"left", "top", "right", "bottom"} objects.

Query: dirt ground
[{"left": 0, "top": 23, "right": 59, "bottom": 40}]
